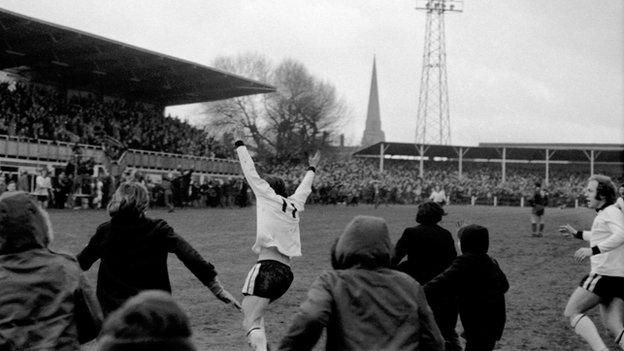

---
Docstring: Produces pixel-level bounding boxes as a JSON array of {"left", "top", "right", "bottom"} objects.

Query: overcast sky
[{"left": 0, "top": 0, "right": 622, "bottom": 146}]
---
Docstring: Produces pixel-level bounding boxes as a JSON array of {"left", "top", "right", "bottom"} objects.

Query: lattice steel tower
[{"left": 415, "top": 0, "right": 462, "bottom": 145}]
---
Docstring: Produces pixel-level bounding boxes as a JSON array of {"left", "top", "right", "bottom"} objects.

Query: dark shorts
[
  {"left": 532, "top": 205, "right": 545, "bottom": 216},
  {"left": 242, "top": 260, "right": 293, "bottom": 302},
  {"left": 37, "top": 195, "right": 49, "bottom": 202},
  {"left": 579, "top": 273, "right": 624, "bottom": 301}
]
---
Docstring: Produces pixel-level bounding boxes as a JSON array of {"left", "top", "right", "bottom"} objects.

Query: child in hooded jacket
[
  {"left": 278, "top": 215, "right": 445, "bottom": 351},
  {"left": 425, "top": 224, "right": 509, "bottom": 351}
]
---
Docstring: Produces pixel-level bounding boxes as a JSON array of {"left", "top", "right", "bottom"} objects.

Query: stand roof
[{"left": 0, "top": 8, "right": 275, "bottom": 106}]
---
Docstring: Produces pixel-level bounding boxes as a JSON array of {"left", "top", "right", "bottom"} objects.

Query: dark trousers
[
  {"left": 465, "top": 337, "right": 496, "bottom": 351},
  {"left": 429, "top": 297, "right": 461, "bottom": 351}
]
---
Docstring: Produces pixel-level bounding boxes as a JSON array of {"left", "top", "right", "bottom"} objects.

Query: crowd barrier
[
  {"left": 121, "top": 149, "right": 240, "bottom": 176},
  {"left": 0, "top": 135, "right": 241, "bottom": 176},
  {"left": 449, "top": 194, "right": 581, "bottom": 208},
  {"left": 0, "top": 135, "right": 104, "bottom": 163}
]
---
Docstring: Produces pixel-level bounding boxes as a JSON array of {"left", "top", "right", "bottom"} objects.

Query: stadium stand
[{"left": 0, "top": 7, "right": 274, "bottom": 208}]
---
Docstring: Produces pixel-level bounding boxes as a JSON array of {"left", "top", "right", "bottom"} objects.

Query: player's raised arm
[
  {"left": 290, "top": 151, "right": 320, "bottom": 206},
  {"left": 233, "top": 129, "right": 278, "bottom": 199}
]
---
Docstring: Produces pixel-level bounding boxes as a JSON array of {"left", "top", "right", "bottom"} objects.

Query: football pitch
[{"left": 49, "top": 204, "right": 611, "bottom": 350}]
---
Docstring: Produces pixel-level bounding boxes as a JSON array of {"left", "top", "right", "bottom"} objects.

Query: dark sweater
[
  {"left": 425, "top": 253, "right": 509, "bottom": 341},
  {"left": 392, "top": 224, "right": 457, "bottom": 285},
  {"left": 77, "top": 216, "right": 217, "bottom": 315}
]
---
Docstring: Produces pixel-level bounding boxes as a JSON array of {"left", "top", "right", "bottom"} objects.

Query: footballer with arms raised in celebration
[{"left": 233, "top": 128, "right": 320, "bottom": 351}]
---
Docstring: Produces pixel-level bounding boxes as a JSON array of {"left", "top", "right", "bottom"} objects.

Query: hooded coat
[
  {"left": 96, "top": 290, "right": 197, "bottom": 351},
  {"left": 0, "top": 192, "right": 102, "bottom": 350},
  {"left": 278, "top": 216, "right": 445, "bottom": 351},
  {"left": 425, "top": 224, "right": 509, "bottom": 342}
]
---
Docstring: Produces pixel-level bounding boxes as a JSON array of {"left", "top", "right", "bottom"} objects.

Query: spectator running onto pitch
[
  {"left": 392, "top": 201, "right": 460, "bottom": 351},
  {"left": 559, "top": 175, "right": 624, "bottom": 351},
  {"left": 278, "top": 216, "right": 445, "bottom": 351},
  {"left": 96, "top": 290, "right": 197, "bottom": 351},
  {"left": 0, "top": 191, "right": 103, "bottom": 349},
  {"left": 77, "top": 182, "right": 240, "bottom": 316},
  {"left": 425, "top": 224, "right": 509, "bottom": 351},
  {"left": 234, "top": 129, "right": 320, "bottom": 351}
]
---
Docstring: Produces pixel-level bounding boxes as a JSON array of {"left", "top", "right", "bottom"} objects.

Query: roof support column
[
  {"left": 459, "top": 147, "right": 463, "bottom": 177},
  {"left": 545, "top": 148, "right": 549, "bottom": 186},
  {"left": 417, "top": 144, "right": 425, "bottom": 178},
  {"left": 582, "top": 149, "right": 601, "bottom": 176},
  {"left": 590, "top": 150, "right": 595, "bottom": 175},
  {"left": 501, "top": 147, "right": 506, "bottom": 183},
  {"left": 379, "top": 142, "right": 384, "bottom": 173},
  {"left": 544, "top": 149, "right": 556, "bottom": 186},
  {"left": 454, "top": 146, "right": 469, "bottom": 178}
]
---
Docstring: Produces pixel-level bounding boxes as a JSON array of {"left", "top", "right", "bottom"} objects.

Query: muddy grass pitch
[{"left": 49, "top": 204, "right": 614, "bottom": 350}]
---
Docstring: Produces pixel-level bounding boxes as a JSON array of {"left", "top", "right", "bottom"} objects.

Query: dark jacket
[
  {"left": 530, "top": 190, "right": 548, "bottom": 214},
  {"left": 392, "top": 224, "right": 457, "bottom": 285},
  {"left": 425, "top": 225, "right": 509, "bottom": 341},
  {"left": 0, "top": 192, "right": 102, "bottom": 350},
  {"left": 77, "top": 216, "right": 218, "bottom": 316},
  {"left": 279, "top": 216, "right": 444, "bottom": 351}
]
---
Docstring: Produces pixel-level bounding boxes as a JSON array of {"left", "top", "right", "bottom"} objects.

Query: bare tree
[
  {"left": 204, "top": 53, "right": 275, "bottom": 156},
  {"left": 204, "top": 53, "right": 348, "bottom": 163}
]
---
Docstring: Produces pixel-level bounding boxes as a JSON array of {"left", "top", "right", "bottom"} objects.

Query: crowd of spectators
[
  {"left": 0, "top": 81, "right": 620, "bottom": 209},
  {"left": 266, "top": 158, "right": 623, "bottom": 208},
  {"left": 1, "top": 156, "right": 619, "bottom": 211},
  {"left": 0, "top": 82, "right": 231, "bottom": 158},
  {"left": 0, "top": 159, "right": 252, "bottom": 211}
]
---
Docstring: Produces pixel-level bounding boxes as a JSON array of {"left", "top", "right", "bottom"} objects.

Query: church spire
[{"left": 361, "top": 56, "right": 385, "bottom": 147}]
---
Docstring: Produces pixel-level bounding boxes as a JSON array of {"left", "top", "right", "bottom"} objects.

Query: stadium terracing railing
[{"left": 0, "top": 134, "right": 241, "bottom": 176}]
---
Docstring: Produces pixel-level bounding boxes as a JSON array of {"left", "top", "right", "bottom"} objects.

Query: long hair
[
  {"left": 108, "top": 182, "right": 149, "bottom": 218},
  {"left": 265, "top": 175, "right": 287, "bottom": 197},
  {"left": 588, "top": 174, "right": 617, "bottom": 206},
  {"left": 415, "top": 201, "right": 444, "bottom": 225}
]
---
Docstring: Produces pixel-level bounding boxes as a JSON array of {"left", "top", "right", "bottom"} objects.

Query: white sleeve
[
  {"left": 582, "top": 231, "right": 591, "bottom": 241},
  {"left": 235, "top": 144, "right": 276, "bottom": 200},
  {"left": 289, "top": 170, "right": 315, "bottom": 209},
  {"left": 616, "top": 198, "right": 624, "bottom": 212},
  {"left": 596, "top": 209, "right": 624, "bottom": 253}
]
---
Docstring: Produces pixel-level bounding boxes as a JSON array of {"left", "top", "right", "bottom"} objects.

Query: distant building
[{"left": 360, "top": 57, "right": 385, "bottom": 147}]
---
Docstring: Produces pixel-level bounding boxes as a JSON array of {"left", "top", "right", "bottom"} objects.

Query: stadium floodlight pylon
[{"left": 414, "top": 0, "right": 462, "bottom": 148}]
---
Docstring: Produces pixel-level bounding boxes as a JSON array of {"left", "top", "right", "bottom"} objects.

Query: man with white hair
[{"left": 560, "top": 175, "right": 624, "bottom": 351}]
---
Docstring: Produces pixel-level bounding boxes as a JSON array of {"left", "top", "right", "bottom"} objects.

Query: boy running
[{"left": 234, "top": 131, "right": 320, "bottom": 351}]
